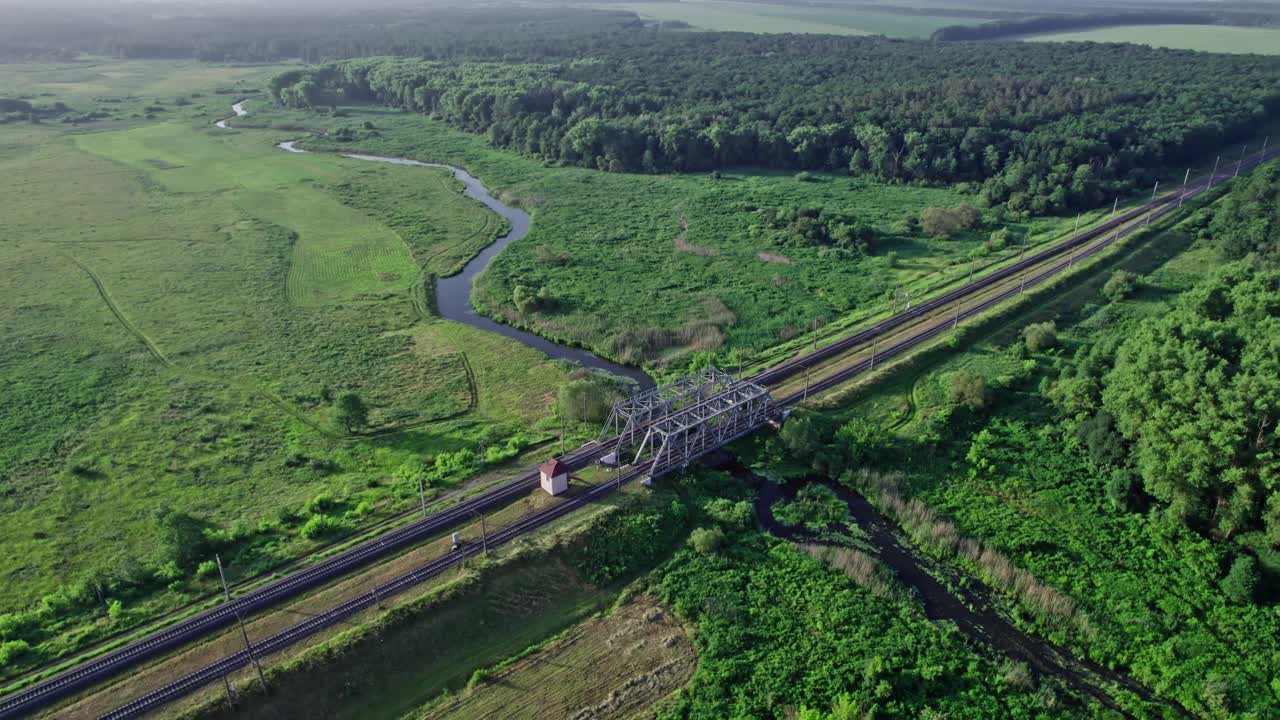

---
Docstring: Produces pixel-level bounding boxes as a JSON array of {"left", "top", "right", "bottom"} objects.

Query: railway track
[
  {"left": 748, "top": 148, "right": 1278, "bottom": 390},
  {"left": 778, "top": 149, "right": 1279, "bottom": 402},
  {"left": 97, "top": 463, "right": 651, "bottom": 720},
  {"left": 10, "top": 147, "right": 1276, "bottom": 720},
  {"left": 0, "top": 441, "right": 614, "bottom": 720}
]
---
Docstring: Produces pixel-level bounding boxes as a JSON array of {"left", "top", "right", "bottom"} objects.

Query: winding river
[{"left": 219, "top": 101, "right": 653, "bottom": 389}]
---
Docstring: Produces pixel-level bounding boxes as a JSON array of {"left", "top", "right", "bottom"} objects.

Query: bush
[
  {"left": 195, "top": 559, "right": 218, "bottom": 580},
  {"left": 794, "top": 171, "right": 814, "bottom": 182},
  {"left": 947, "top": 370, "right": 990, "bottom": 410},
  {"left": 107, "top": 599, "right": 124, "bottom": 623},
  {"left": 1021, "top": 321, "right": 1057, "bottom": 352},
  {"left": 305, "top": 492, "right": 340, "bottom": 515},
  {"left": 702, "top": 498, "right": 754, "bottom": 529},
  {"left": 0, "top": 639, "right": 32, "bottom": 666},
  {"left": 689, "top": 527, "right": 727, "bottom": 555},
  {"left": 1102, "top": 270, "right": 1138, "bottom": 302},
  {"left": 299, "top": 514, "right": 355, "bottom": 540}
]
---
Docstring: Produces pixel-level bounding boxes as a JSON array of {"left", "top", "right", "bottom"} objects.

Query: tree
[
  {"left": 558, "top": 374, "right": 621, "bottom": 424},
  {"left": 1221, "top": 555, "right": 1258, "bottom": 604},
  {"left": 1102, "top": 264, "right": 1280, "bottom": 529},
  {"left": 333, "top": 391, "right": 369, "bottom": 433},
  {"left": 152, "top": 505, "right": 213, "bottom": 570},
  {"left": 1021, "top": 321, "right": 1057, "bottom": 352},
  {"left": 947, "top": 370, "right": 990, "bottom": 411},
  {"left": 920, "top": 206, "right": 981, "bottom": 237}
]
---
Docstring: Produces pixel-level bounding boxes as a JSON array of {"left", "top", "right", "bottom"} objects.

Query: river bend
[{"left": 218, "top": 102, "right": 652, "bottom": 389}]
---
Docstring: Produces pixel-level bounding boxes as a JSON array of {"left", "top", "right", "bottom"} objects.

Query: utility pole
[
  {"left": 870, "top": 336, "right": 877, "bottom": 371},
  {"left": 418, "top": 477, "right": 428, "bottom": 518},
  {"left": 1209, "top": 155, "right": 1220, "bottom": 189},
  {"left": 952, "top": 300, "right": 960, "bottom": 329},
  {"left": 892, "top": 285, "right": 900, "bottom": 315},
  {"left": 1073, "top": 212, "right": 1081, "bottom": 234},
  {"left": 559, "top": 408, "right": 566, "bottom": 455},
  {"left": 1179, "top": 168, "right": 1190, "bottom": 207},
  {"left": 1111, "top": 196, "right": 1118, "bottom": 216},
  {"left": 222, "top": 674, "right": 236, "bottom": 711},
  {"left": 470, "top": 509, "right": 489, "bottom": 555},
  {"left": 1145, "top": 181, "right": 1159, "bottom": 225},
  {"left": 1068, "top": 244, "right": 1076, "bottom": 267},
  {"left": 1262, "top": 136, "right": 1269, "bottom": 160},
  {"left": 1019, "top": 270, "right": 1027, "bottom": 294},
  {"left": 1236, "top": 143, "right": 1247, "bottom": 177},
  {"left": 217, "top": 555, "right": 267, "bottom": 694}
]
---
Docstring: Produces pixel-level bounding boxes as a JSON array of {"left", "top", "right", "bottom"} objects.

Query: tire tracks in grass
[{"left": 63, "top": 250, "right": 471, "bottom": 441}]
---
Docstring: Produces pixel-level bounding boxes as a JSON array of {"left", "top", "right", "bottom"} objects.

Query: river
[
  {"left": 741, "top": 465, "right": 1185, "bottom": 719},
  {"left": 217, "top": 101, "right": 653, "bottom": 389}
]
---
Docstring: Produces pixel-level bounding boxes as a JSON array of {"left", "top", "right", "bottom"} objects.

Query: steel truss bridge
[{"left": 600, "top": 368, "right": 780, "bottom": 480}]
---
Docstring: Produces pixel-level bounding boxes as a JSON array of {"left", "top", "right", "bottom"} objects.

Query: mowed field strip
[
  {"left": 1025, "top": 24, "right": 1280, "bottom": 55},
  {"left": 417, "top": 595, "right": 695, "bottom": 720},
  {"left": 75, "top": 124, "right": 420, "bottom": 305}
]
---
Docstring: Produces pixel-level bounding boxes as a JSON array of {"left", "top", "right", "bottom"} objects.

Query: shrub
[
  {"left": 107, "top": 599, "right": 124, "bottom": 623},
  {"left": 703, "top": 498, "right": 754, "bottom": 529},
  {"left": 0, "top": 639, "right": 32, "bottom": 666},
  {"left": 195, "top": 559, "right": 218, "bottom": 580},
  {"left": 299, "top": 514, "right": 354, "bottom": 540},
  {"left": 794, "top": 171, "right": 814, "bottom": 182},
  {"left": 689, "top": 527, "right": 726, "bottom": 555},
  {"left": 305, "top": 492, "right": 340, "bottom": 515},
  {"left": 1102, "top": 270, "right": 1138, "bottom": 302},
  {"left": 1021, "top": 321, "right": 1057, "bottom": 352},
  {"left": 947, "top": 370, "right": 990, "bottom": 410}
]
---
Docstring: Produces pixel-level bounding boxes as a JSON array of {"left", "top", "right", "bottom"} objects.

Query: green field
[
  {"left": 0, "top": 61, "right": 574, "bottom": 676},
  {"left": 251, "top": 103, "right": 1109, "bottom": 374},
  {"left": 1026, "top": 24, "right": 1280, "bottom": 55},
  {"left": 604, "top": 1, "right": 978, "bottom": 38}
]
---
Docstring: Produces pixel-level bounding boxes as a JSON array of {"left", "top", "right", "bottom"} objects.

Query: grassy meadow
[
  {"left": 248, "top": 102, "right": 1113, "bottom": 373},
  {"left": 603, "top": 1, "right": 978, "bottom": 37},
  {"left": 1025, "top": 24, "right": 1280, "bottom": 55},
  {"left": 0, "top": 61, "right": 575, "bottom": 675}
]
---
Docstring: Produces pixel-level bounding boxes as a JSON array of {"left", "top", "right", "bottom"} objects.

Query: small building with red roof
[{"left": 539, "top": 458, "right": 569, "bottom": 496}]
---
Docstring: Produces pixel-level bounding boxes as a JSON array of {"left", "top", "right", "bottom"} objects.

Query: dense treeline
[
  {"left": 931, "top": 11, "right": 1278, "bottom": 42},
  {"left": 1049, "top": 164, "right": 1280, "bottom": 541},
  {"left": 275, "top": 35, "right": 1280, "bottom": 213},
  {"left": 0, "top": 5, "right": 641, "bottom": 64}
]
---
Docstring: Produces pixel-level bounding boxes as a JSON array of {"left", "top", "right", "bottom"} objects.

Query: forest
[
  {"left": 0, "top": 5, "right": 642, "bottom": 63},
  {"left": 273, "top": 34, "right": 1280, "bottom": 214}
]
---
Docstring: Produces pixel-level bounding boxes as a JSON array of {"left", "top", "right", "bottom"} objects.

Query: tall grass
[{"left": 846, "top": 469, "right": 1091, "bottom": 635}]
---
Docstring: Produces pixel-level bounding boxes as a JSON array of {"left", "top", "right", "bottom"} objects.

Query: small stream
[
  {"left": 740, "top": 465, "right": 1183, "bottom": 718},
  {"left": 219, "top": 101, "right": 653, "bottom": 389}
]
